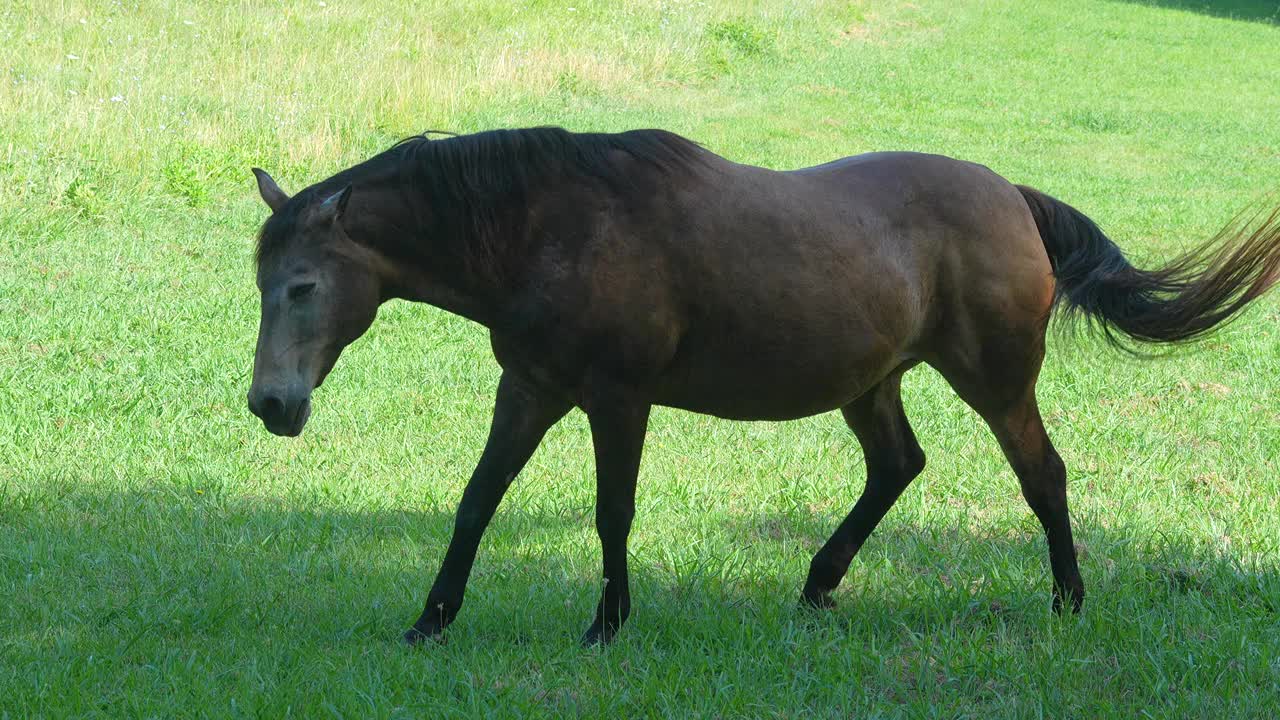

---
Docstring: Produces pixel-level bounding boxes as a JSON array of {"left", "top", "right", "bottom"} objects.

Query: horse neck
[{"left": 351, "top": 172, "right": 537, "bottom": 328}]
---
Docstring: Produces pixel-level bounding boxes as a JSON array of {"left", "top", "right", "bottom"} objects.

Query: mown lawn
[{"left": 2, "top": 1, "right": 1279, "bottom": 717}]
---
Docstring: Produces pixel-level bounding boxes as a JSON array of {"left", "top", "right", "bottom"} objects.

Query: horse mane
[{"left": 255, "top": 127, "right": 706, "bottom": 275}]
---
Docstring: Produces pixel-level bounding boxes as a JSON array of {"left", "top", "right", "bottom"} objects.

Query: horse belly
[{"left": 650, "top": 320, "right": 906, "bottom": 421}]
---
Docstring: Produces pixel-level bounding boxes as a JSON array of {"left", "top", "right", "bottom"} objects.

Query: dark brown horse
[{"left": 247, "top": 128, "right": 1280, "bottom": 646}]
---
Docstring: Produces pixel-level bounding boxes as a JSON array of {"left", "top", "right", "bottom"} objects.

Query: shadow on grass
[
  {"left": 721, "top": 507, "right": 1280, "bottom": 624},
  {"left": 1112, "top": 0, "right": 1280, "bottom": 23},
  {"left": 4, "top": 487, "right": 1279, "bottom": 650}
]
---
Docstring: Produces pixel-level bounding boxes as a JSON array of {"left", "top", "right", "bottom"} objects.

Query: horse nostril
[
  {"left": 249, "top": 392, "right": 287, "bottom": 422},
  {"left": 262, "top": 395, "right": 285, "bottom": 422}
]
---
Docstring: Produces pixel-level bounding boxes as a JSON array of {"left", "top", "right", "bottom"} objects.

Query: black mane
[{"left": 255, "top": 127, "right": 706, "bottom": 267}]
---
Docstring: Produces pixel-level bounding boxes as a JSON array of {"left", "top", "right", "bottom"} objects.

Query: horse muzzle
[{"left": 247, "top": 387, "right": 313, "bottom": 437}]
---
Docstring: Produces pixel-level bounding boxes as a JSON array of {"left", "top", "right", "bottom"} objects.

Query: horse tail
[{"left": 1016, "top": 185, "right": 1280, "bottom": 348}]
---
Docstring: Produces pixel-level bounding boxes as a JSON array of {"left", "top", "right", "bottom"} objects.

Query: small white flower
[
  {"left": 183, "top": 19, "right": 193, "bottom": 25},
  {"left": 67, "top": 53, "right": 80, "bottom": 60},
  {"left": 110, "top": 94, "right": 123, "bottom": 102}
]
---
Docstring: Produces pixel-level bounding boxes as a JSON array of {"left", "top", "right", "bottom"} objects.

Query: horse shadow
[
  {"left": 1111, "top": 0, "right": 1280, "bottom": 23},
  {"left": 7, "top": 485, "right": 1278, "bottom": 652}
]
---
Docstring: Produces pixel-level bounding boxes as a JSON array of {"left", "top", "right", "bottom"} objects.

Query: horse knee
[
  {"left": 1044, "top": 449, "right": 1066, "bottom": 487},
  {"left": 870, "top": 439, "right": 925, "bottom": 484},
  {"left": 903, "top": 441, "right": 927, "bottom": 479},
  {"left": 595, "top": 501, "right": 634, "bottom": 539},
  {"left": 1018, "top": 449, "right": 1070, "bottom": 522}
]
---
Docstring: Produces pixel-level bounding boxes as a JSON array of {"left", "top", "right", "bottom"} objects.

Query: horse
[{"left": 246, "top": 127, "right": 1280, "bottom": 646}]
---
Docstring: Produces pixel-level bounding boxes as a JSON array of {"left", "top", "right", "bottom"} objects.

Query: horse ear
[
  {"left": 318, "top": 184, "right": 352, "bottom": 221},
  {"left": 252, "top": 168, "right": 290, "bottom": 213}
]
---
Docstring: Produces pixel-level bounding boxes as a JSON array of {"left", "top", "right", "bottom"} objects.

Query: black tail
[{"left": 1017, "top": 185, "right": 1280, "bottom": 348}]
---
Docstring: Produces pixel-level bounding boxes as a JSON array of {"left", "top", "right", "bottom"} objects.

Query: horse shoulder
[{"left": 490, "top": 237, "right": 684, "bottom": 401}]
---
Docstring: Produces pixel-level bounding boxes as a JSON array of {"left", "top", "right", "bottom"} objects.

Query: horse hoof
[
  {"left": 1052, "top": 592, "right": 1084, "bottom": 615},
  {"left": 800, "top": 591, "right": 836, "bottom": 611},
  {"left": 579, "top": 622, "right": 618, "bottom": 648},
  {"left": 402, "top": 625, "right": 445, "bottom": 647}
]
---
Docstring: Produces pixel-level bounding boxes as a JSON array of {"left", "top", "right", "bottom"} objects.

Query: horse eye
[{"left": 287, "top": 282, "right": 317, "bottom": 300}]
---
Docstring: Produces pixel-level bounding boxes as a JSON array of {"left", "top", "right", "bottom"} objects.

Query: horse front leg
[
  {"left": 404, "top": 373, "right": 570, "bottom": 645},
  {"left": 581, "top": 395, "right": 651, "bottom": 646}
]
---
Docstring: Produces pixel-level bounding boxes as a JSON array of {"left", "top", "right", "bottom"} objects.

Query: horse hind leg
[
  {"left": 933, "top": 334, "right": 1085, "bottom": 613},
  {"left": 802, "top": 366, "right": 926, "bottom": 609},
  {"left": 991, "top": 394, "right": 1084, "bottom": 612}
]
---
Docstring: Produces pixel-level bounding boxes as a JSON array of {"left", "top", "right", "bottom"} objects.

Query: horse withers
[{"left": 246, "top": 127, "right": 1280, "bottom": 645}]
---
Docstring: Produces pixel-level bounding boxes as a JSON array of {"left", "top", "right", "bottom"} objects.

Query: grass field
[{"left": 4, "top": 0, "right": 1280, "bottom": 717}]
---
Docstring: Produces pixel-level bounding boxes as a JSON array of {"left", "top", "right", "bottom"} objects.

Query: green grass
[{"left": 3, "top": 0, "right": 1280, "bottom": 717}]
